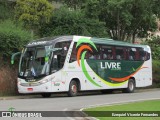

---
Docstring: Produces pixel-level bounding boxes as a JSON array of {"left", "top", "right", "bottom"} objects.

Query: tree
[
  {"left": 152, "top": 0, "right": 160, "bottom": 18},
  {"left": 51, "top": 0, "right": 86, "bottom": 9},
  {"left": 39, "top": 7, "right": 107, "bottom": 37},
  {"left": 14, "top": 0, "right": 53, "bottom": 37},
  {"left": 0, "top": 20, "right": 32, "bottom": 57},
  {"left": 82, "top": 0, "right": 158, "bottom": 43},
  {"left": 144, "top": 36, "right": 160, "bottom": 60},
  {"left": 0, "top": 0, "right": 15, "bottom": 20}
]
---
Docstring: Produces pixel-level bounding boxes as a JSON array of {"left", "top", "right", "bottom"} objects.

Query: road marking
[{"left": 63, "top": 108, "right": 75, "bottom": 120}]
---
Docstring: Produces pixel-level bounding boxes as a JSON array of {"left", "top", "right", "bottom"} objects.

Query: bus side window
[
  {"left": 54, "top": 41, "right": 71, "bottom": 68},
  {"left": 94, "top": 45, "right": 102, "bottom": 60},
  {"left": 146, "top": 52, "right": 150, "bottom": 60},
  {"left": 102, "top": 48, "right": 107, "bottom": 59},
  {"left": 137, "top": 48, "right": 151, "bottom": 61},
  {"left": 102, "top": 45, "right": 113, "bottom": 60},
  {"left": 69, "top": 43, "right": 77, "bottom": 63},
  {"left": 115, "top": 47, "right": 125, "bottom": 60},
  {"left": 128, "top": 48, "right": 137, "bottom": 61},
  {"left": 139, "top": 48, "right": 145, "bottom": 61}
]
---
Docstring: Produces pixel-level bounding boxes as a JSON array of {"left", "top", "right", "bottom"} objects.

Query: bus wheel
[
  {"left": 41, "top": 93, "right": 51, "bottom": 98},
  {"left": 68, "top": 80, "right": 78, "bottom": 97},
  {"left": 123, "top": 79, "right": 135, "bottom": 93}
]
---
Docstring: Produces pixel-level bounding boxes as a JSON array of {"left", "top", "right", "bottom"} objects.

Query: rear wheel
[
  {"left": 68, "top": 80, "right": 78, "bottom": 97},
  {"left": 41, "top": 93, "right": 51, "bottom": 98},
  {"left": 123, "top": 79, "right": 135, "bottom": 93}
]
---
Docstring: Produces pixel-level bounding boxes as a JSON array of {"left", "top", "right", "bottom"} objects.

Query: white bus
[{"left": 12, "top": 36, "right": 152, "bottom": 97}]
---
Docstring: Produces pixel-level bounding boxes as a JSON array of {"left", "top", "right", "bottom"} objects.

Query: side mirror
[{"left": 11, "top": 52, "right": 21, "bottom": 64}]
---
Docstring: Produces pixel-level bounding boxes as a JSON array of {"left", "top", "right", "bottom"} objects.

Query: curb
[{"left": 0, "top": 95, "right": 40, "bottom": 100}]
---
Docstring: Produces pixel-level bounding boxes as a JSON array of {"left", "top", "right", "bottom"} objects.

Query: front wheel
[
  {"left": 123, "top": 79, "right": 135, "bottom": 93},
  {"left": 68, "top": 81, "right": 78, "bottom": 97}
]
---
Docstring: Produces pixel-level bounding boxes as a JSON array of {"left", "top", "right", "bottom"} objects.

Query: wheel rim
[
  {"left": 71, "top": 85, "right": 77, "bottom": 93},
  {"left": 129, "top": 82, "right": 134, "bottom": 91}
]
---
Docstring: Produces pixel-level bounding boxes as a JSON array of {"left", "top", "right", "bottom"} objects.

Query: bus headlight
[{"left": 39, "top": 79, "right": 49, "bottom": 84}]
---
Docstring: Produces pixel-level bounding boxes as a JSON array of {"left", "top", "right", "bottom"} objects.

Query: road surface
[{"left": 0, "top": 89, "right": 160, "bottom": 120}]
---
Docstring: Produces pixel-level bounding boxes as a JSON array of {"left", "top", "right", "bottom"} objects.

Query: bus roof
[
  {"left": 91, "top": 37, "right": 146, "bottom": 48},
  {"left": 26, "top": 35, "right": 148, "bottom": 48}
]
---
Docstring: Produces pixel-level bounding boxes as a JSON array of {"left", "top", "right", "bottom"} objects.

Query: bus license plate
[{"left": 27, "top": 88, "right": 33, "bottom": 91}]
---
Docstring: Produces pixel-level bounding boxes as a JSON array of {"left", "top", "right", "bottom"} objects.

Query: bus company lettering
[
  {"left": 28, "top": 41, "right": 47, "bottom": 45},
  {"left": 100, "top": 62, "right": 121, "bottom": 70}
]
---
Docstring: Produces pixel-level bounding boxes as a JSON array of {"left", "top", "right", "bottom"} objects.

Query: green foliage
[
  {"left": 39, "top": 7, "right": 107, "bottom": 37},
  {"left": 39, "top": 0, "right": 159, "bottom": 42},
  {"left": 0, "top": 0, "right": 14, "bottom": 20},
  {"left": 152, "top": 60, "right": 160, "bottom": 84},
  {"left": 145, "top": 37, "right": 160, "bottom": 60},
  {"left": 152, "top": 0, "right": 160, "bottom": 17},
  {"left": 0, "top": 20, "right": 32, "bottom": 57},
  {"left": 84, "top": 0, "right": 159, "bottom": 42},
  {"left": 14, "top": 0, "right": 53, "bottom": 30},
  {"left": 51, "top": 0, "right": 86, "bottom": 9}
]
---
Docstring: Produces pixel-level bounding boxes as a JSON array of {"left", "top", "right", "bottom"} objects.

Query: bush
[
  {"left": 152, "top": 60, "right": 160, "bottom": 84},
  {"left": 0, "top": 20, "right": 32, "bottom": 57}
]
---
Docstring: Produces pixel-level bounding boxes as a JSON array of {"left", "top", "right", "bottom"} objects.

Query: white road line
[{"left": 63, "top": 108, "right": 75, "bottom": 120}]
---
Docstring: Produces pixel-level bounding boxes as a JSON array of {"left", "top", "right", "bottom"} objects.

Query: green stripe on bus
[{"left": 81, "top": 51, "right": 101, "bottom": 87}]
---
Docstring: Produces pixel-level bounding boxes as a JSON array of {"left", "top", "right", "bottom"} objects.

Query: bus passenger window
[
  {"left": 103, "top": 53, "right": 107, "bottom": 59},
  {"left": 88, "top": 52, "right": 95, "bottom": 59},
  {"left": 115, "top": 47, "right": 124, "bottom": 60},
  {"left": 146, "top": 52, "right": 150, "bottom": 60},
  {"left": 139, "top": 48, "right": 145, "bottom": 61},
  {"left": 54, "top": 41, "right": 71, "bottom": 68},
  {"left": 69, "top": 43, "right": 77, "bottom": 63},
  {"left": 94, "top": 45, "right": 101, "bottom": 60},
  {"left": 102, "top": 46, "right": 113, "bottom": 60},
  {"left": 128, "top": 48, "right": 137, "bottom": 61}
]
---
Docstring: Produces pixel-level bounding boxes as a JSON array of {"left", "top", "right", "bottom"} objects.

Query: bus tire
[
  {"left": 68, "top": 80, "right": 78, "bottom": 97},
  {"left": 123, "top": 79, "right": 135, "bottom": 93},
  {"left": 41, "top": 93, "right": 51, "bottom": 98}
]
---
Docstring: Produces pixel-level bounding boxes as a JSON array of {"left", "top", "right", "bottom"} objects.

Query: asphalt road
[{"left": 0, "top": 89, "right": 160, "bottom": 120}]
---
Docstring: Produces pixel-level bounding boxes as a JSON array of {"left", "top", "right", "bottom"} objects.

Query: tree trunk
[
  {"left": 132, "top": 32, "right": 136, "bottom": 43},
  {"left": 117, "top": 9, "right": 120, "bottom": 40}
]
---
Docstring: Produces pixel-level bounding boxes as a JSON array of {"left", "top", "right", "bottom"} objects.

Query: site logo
[{"left": 2, "top": 107, "right": 15, "bottom": 117}]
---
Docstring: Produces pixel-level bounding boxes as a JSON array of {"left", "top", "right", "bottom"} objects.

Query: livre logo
[{"left": 100, "top": 62, "right": 121, "bottom": 70}]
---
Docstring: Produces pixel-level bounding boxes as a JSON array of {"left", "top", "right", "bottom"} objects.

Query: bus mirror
[
  {"left": 45, "top": 56, "right": 49, "bottom": 62},
  {"left": 11, "top": 52, "right": 21, "bottom": 65}
]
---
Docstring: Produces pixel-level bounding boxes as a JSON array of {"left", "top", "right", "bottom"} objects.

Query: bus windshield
[{"left": 19, "top": 46, "right": 52, "bottom": 78}]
